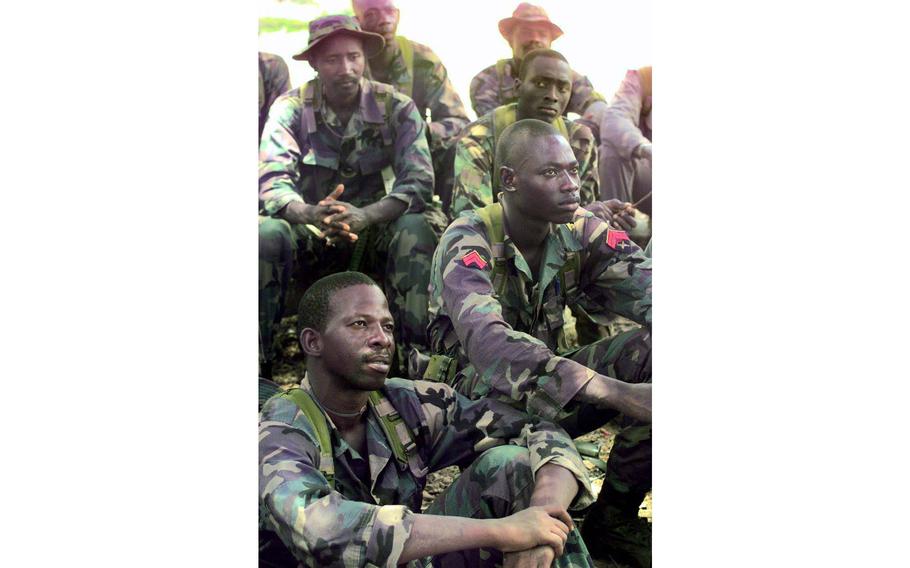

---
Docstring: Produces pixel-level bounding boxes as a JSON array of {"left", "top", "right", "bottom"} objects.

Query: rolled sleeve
[{"left": 259, "top": 94, "right": 306, "bottom": 216}]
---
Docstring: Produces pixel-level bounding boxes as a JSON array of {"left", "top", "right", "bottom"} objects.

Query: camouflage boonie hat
[
  {"left": 498, "top": 3, "right": 564, "bottom": 41},
  {"left": 293, "top": 15, "right": 385, "bottom": 61}
]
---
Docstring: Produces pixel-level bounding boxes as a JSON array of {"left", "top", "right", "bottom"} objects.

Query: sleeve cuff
[{"left": 365, "top": 505, "right": 416, "bottom": 567}]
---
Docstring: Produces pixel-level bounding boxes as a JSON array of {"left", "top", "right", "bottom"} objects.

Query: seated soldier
[
  {"left": 469, "top": 3, "right": 608, "bottom": 135},
  {"left": 259, "top": 271, "right": 598, "bottom": 567},
  {"left": 446, "top": 49, "right": 600, "bottom": 218},
  {"left": 259, "top": 52, "right": 291, "bottom": 144},
  {"left": 426, "top": 120, "right": 653, "bottom": 567},
  {"left": 258, "top": 15, "right": 440, "bottom": 377},
  {"left": 352, "top": 0, "right": 470, "bottom": 175}
]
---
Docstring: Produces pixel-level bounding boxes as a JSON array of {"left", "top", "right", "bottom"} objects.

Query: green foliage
[{"left": 259, "top": 17, "right": 309, "bottom": 34}]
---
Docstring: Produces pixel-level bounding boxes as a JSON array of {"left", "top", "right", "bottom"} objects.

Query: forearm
[
  {"left": 398, "top": 514, "right": 501, "bottom": 563},
  {"left": 276, "top": 200, "right": 312, "bottom": 224},
  {"left": 363, "top": 197, "right": 407, "bottom": 225},
  {"left": 528, "top": 463, "right": 580, "bottom": 510}
]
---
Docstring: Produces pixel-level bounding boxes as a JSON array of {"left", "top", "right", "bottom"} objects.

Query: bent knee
[{"left": 258, "top": 217, "right": 293, "bottom": 262}]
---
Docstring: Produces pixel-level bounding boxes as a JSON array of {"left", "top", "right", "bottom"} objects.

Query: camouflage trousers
[
  {"left": 457, "top": 328, "right": 652, "bottom": 518},
  {"left": 259, "top": 211, "right": 439, "bottom": 368},
  {"left": 426, "top": 445, "right": 593, "bottom": 567}
]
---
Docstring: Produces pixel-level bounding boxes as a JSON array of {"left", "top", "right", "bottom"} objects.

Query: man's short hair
[
  {"left": 517, "top": 48, "right": 568, "bottom": 80},
  {"left": 297, "top": 271, "right": 380, "bottom": 337},
  {"left": 496, "top": 118, "right": 562, "bottom": 171}
]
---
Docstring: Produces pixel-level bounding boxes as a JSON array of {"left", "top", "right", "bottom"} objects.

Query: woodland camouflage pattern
[
  {"left": 259, "top": 78, "right": 438, "bottom": 362},
  {"left": 469, "top": 59, "right": 606, "bottom": 118},
  {"left": 427, "top": 205, "right": 652, "bottom": 422},
  {"left": 259, "top": 375, "right": 595, "bottom": 567},
  {"left": 365, "top": 36, "right": 470, "bottom": 156},
  {"left": 449, "top": 103, "right": 599, "bottom": 217}
]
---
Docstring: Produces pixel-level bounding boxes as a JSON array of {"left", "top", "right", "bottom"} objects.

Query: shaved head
[{"left": 496, "top": 118, "right": 563, "bottom": 173}]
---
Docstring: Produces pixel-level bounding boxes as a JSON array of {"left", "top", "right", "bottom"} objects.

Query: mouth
[
  {"left": 559, "top": 197, "right": 580, "bottom": 210},
  {"left": 364, "top": 353, "right": 392, "bottom": 375},
  {"left": 537, "top": 106, "right": 559, "bottom": 117},
  {"left": 337, "top": 79, "right": 358, "bottom": 90}
]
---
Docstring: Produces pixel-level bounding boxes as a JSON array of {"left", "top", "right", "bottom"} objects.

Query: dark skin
[
  {"left": 353, "top": 0, "right": 401, "bottom": 80},
  {"left": 500, "top": 133, "right": 651, "bottom": 423},
  {"left": 279, "top": 34, "right": 407, "bottom": 241},
  {"left": 300, "top": 284, "right": 580, "bottom": 563},
  {"left": 515, "top": 55, "right": 638, "bottom": 231}
]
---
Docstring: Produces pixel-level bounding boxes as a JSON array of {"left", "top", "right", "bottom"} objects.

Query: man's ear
[
  {"left": 500, "top": 166, "right": 517, "bottom": 193},
  {"left": 300, "top": 328, "right": 323, "bottom": 357}
]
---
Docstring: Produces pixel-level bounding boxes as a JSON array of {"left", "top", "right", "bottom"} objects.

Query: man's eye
[
  {"left": 383, "top": 324, "right": 395, "bottom": 332},
  {"left": 559, "top": 85, "right": 570, "bottom": 93},
  {"left": 543, "top": 168, "right": 557, "bottom": 176},
  {"left": 569, "top": 167, "right": 579, "bottom": 175},
  {"left": 352, "top": 320, "right": 366, "bottom": 327},
  {"left": 536, "top": 81, "right": 547, "bottom": 88}
]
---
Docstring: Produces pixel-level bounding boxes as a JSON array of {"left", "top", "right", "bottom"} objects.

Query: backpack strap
[
  {"left": 368, "top": 390, "right": 427, "bottom": 478},
  {"left": 280, "top": 388, "right": 335, "bottom": 488},
  {"left": 370, "top": 82, "right": 395, "bottom": 147},
  {"left": 476, "top": 203, "right": 509, "bottom": 296},
  {"left": 301, "top": 80, "right": 319, "bottom": 136},
  {"left": 557, "top": 215, "right": 585, "bottom": 298},
  {"left": 394, "top": 36, "right": 415, "bottom": 98}
]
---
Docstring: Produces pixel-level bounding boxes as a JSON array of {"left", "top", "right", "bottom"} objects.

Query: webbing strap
[
  {"left": 395, "top": 36, "right": 414, "bottom": 98},
  {"left": 281, "top": 389, "right": 335, "bottom": 487},
  {"left": 495, "top": 59, "right": 516, "bottom": 102},
  {"left": 302, "top": 81, "right": 318, "bottom": 135},
  {"left": 368, "top": 391, "right": 426, "bottom": 477},
  {"left": 476, "top": 203, "right": 509, "bottom": 295}
]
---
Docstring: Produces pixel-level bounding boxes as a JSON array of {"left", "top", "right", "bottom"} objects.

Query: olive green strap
[{"left": 281, "top": 389, "right": 335, "bottom": 488}]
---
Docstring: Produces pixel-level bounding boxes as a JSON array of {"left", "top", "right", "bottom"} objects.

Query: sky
[{"left": 258, "top": 0, "right": 651, "bottom": 120}]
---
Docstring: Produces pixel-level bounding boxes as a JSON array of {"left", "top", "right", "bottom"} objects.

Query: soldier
[
  {"left": 260, "top": 271, "right": 597, "bottom": 567},
  {"left": 448, "top": 49, "right": 600, "bottom": 218},
  {"left": 426, "top": 120, "right": 653, "bottom": 567},
  {"left": 259, "top": 52, "right": 291, "bottom": 143},
  {"left": 258, "top": 15, "right": 439, "bottom": 377},
  {"left": 469, "top": 3, "right": 608, "bottom": 137},
  {"left": 352, "top": 0, "right": 470, "bottom": 172},
  {"left": 599, "top": 66, "right": 653, "bottom": 218}
]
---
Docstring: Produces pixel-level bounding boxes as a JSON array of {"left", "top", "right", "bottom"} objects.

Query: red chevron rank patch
[
  {"left": 461, "top": 250, "right": 488, "bottom": 269},
  {"left": 606, "top": 228, "right": 632, "bottom": 252}
]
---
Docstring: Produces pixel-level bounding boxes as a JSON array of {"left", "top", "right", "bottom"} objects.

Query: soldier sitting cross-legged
[
  {"left": 426, "top": 119, "right": 654, "bottom": 567},
  {"left": 259, "top": 271, "right": 598, "bottom": 567}
]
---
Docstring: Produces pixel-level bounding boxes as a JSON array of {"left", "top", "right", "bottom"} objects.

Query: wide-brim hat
[
  {"left": 498, "top": 3, "right": 564, "bottom": 41},
  {"left": 293, "top": 15, "right": 385, "bottom": 61}
]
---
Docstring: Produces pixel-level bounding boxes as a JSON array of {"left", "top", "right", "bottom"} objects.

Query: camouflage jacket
[
  {"left": 427, "top": 205, "right": 652, "bottom": 420},
  {"left": 259, "top": 52, "right": 292, "bottom": 143},
  {"left": 259, "top": 375, "right": 594, "bottom": 568},
  {"left": 449, "top": 103, "right": 599, "bottom": 218},
  {"left": 364, "top": 36, "right": 470, "bottom": 154},
  {"left": 259, "top": 77, "right": 434, "bottom": 216},
  {"left": 600, "top": 68, "right": 652, "bottom": 160},
  {"left": 469, "top": 58, "right": 606, "bottom": 118}
]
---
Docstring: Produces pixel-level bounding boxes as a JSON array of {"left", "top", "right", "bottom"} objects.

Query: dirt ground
[{"left": 269, "top": 313, "right": 651, "bottom": 567}]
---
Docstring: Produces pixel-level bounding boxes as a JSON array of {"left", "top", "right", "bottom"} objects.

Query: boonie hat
[
  {"left": 498, "top": 3, "right": 564, "bottom": 41},
  {"left": 293, "top": 15, "right": 385, "bottom": 61}
]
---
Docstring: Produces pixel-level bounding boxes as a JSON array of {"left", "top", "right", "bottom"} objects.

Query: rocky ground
[{"left": 269, "top": 313, "right": 651, "bottom": 567}]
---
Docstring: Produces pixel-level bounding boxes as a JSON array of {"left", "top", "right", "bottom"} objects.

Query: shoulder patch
[
  {"left": 606, "top": 228, "right": 633, "bottom": 253},
  {"left": 460, "top": 250, "right": 488, "bottom": 269}
]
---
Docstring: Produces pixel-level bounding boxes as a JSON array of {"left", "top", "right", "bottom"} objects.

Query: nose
[
  {"left": 342, "top": 57, "right": 356, "bottom": 75},
  {"left": 560, "top": 169, "right": 580, "bottom": 191},
  {"left": 544, "top": 82, "right": 559, "bottom": 102},
  {"left": 367, "top": 322, "right": 393, "bottom": 349}
]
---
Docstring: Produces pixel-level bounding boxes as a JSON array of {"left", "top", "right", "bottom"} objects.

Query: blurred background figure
[
  {"left": 258, "top": 52, "right": 291, "bottom": 143},
  {"left": 599, "top": 66, "right": 652, "bottom": 245}
]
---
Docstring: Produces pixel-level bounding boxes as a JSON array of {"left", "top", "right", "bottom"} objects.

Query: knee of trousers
[
  {"left": 389, "top": 212, "right": 437, "bottom": 250},
  {"left": 606, "top": 328, "right": 652, "bottom": 384},
  {"left": 258, "top": 217, "right": 294, "bottom": 264},
  {"left": 470, "top": 445, "right": 534, "bottom": 494}
]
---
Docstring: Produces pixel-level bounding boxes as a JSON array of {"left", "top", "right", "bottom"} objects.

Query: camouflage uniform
[
  {"left": 363, "top": 36, "right": 470, "bottom": 164},
  {"left": 260, "top": 375, "right": 596, "bottom": 567},
  {"left": 599, "top": 68, "right": 652, "bottom": 214},
  {"left": 469, "top": 59, "right": 606, "bottom": 119},
  {"left": 259, "top": 77, "right": 438, "bottom": 366},
  {"left": 448, "top": 103, "right": 599, "bottom": 217},
  {"left": 427, "top": 204, "right": 652, "bottom": 523},
  {"left": 259, "top": 52, "right": 291, "bottom": 143}
]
